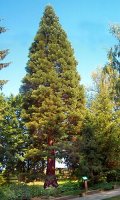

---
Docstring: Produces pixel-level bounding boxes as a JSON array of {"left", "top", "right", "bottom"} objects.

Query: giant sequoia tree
[
  {"left": 0, "top": 21, "right": 10, "bottom": 89},
  {"left": 21, "top": 5, "right": 85, "bottom": 188}
]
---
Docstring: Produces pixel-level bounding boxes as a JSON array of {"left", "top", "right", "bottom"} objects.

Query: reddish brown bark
[{"left": 44, "top": 137, "right": 58, "bottom": 188}]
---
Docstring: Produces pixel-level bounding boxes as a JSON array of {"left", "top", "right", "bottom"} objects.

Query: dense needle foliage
[{"left": 20, "top": 5, "right": 85, "bottom": 187}]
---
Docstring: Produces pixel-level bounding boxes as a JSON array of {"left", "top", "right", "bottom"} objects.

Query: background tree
[
  {"left": 0, "top": 94, "right": 27, "bottom": 180},
  {"left": 85, "top": 69, "right": 120, "bottom": 182},
  {"left": 108, "top": 24, "right": 120, "bottom": 73},
  {"left": 78, "top": 110, "right": 101, "bottom": 183},
  {"left": 0, "top": 94, "right": 6, "bottom": 166},
  {"left": 0, "top": 20, "right": 10, "bottom": 89},
  {"left": 69, "top": 67, "right": 120, "bottom": 183},
  {"left": 21, "top": 5, "right": 85, "bottom": 188},
  {"left": 105, "top": 24, "right": 120, "bottom": 109}
]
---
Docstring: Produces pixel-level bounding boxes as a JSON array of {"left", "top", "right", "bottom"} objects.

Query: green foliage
[
  {"left": 1, "top": 7, "right": 120, "bottom": 190},
  {"left": 0, "top": 181, "right": 119, "bottom": 200},
  {"left": 106, "top": 170, "right": 120, "bottom": 182},
  {"left": 20, "top": 5, "right": 85, "bottom": 181},
  {"left": 105, "top": 24, "right": 120, "bottom": 109},
  {"left": 0, "top": 175, "right": 6, "bottom": 185},
  {"left": 0, "top": 20, "right": 10, "bottom": 89},
  {"left": 0, "top": 94, "right": 27, "bottom": 176},
  {"left": 74, "top": 68, "right": 120, "bottom": 184},
  {"left": 90, "top": 71, "right": 120, "bottom": 180},
  {"left": 90, "top": 182, "right": 116, "bottom": 191},
  {"left": 0, "top": 181, "right": 81, "bottom": 199},
  {"left": 0, "top": 184, "right": 31, "bottom": 200},
  {"left": 75, "top": 111, "right": 103, "bottom": 182}
]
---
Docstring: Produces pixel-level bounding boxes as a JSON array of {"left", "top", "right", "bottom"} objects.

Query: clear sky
[{"left": 1, "top": 0, "right": 120, "bottom": 96}]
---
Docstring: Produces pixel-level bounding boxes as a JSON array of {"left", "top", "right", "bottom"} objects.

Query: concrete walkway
[{"left": 72, "top": 188, "right": 120, "bottom": 200}]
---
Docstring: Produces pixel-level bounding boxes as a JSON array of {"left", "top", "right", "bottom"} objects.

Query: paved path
[{"left": 72, "top": 189, "right": 120, "bottom": 200}]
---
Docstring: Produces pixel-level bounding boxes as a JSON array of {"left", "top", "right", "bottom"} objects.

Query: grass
[
  {"left": 27, "top": 179, "right": 70, "bottom": 186},
  {"left": 103, "top": 196, "right": 120, "bottom": 200}
]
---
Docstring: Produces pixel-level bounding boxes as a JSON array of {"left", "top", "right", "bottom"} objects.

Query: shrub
[
  {"left": 0, "top": 184, "right": 32, "bottom": 200},
  {"left": 107, "top": 170, "right": 117, "bottom": 182}
]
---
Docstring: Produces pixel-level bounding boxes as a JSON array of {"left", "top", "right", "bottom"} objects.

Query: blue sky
[{"left": 1, "top": 0, "right": 120, "bottom": 96}]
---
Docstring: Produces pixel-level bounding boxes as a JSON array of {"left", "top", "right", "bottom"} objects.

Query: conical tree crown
[{"left": 21, "top": 5, "right": 85, "bottom": 149}]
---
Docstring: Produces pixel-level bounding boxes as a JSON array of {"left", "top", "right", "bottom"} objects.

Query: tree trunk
[{"left": 44, "top": 137, "right": 58, "bottom": 188}]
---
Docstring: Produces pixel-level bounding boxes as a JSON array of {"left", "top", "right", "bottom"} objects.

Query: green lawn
[{"left": 103, "top": 195, "right": 120, "bottom": 200}]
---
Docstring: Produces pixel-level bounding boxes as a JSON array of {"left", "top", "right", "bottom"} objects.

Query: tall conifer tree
[
  {"left": 0, "top": 20, "right": 10, "bottom": 89},
  {"left": 88, "top": 69, "right": 120, "bottom": 181},
  {"left": 21, "top": 5, "right": 85, "bottom": 188},
  {"left": 104, "top": 24, "right": 120, "bottom": 109}
]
